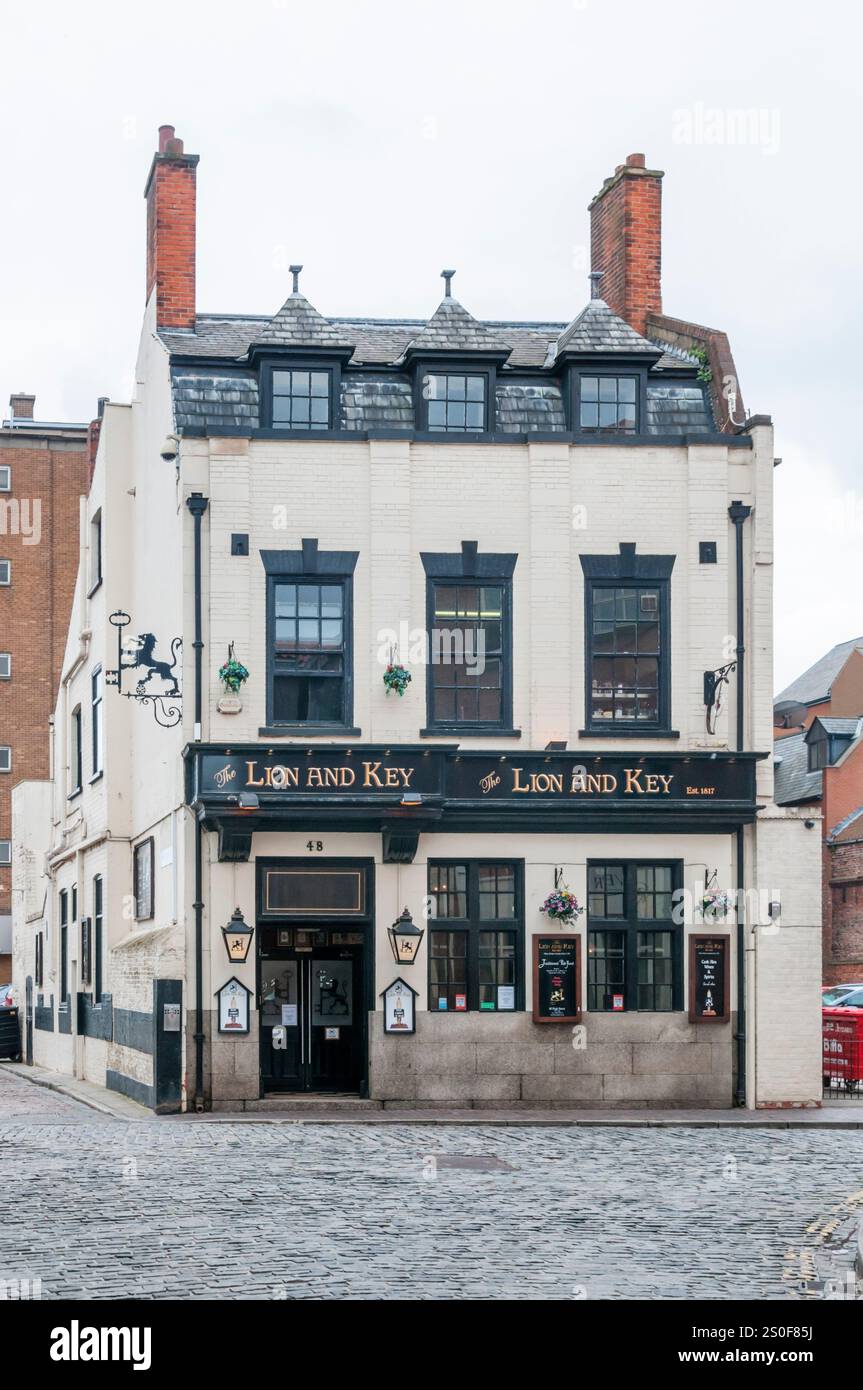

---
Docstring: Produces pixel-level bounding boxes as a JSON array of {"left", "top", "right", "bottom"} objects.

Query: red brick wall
[
  {"left": 589, "top": 154, "right": 663, "bottom": 338},
  {"left": 144, "top": 128, "right": 198, "bottom": 331},
  {"left": 825, "top": 838, "right": 863, "bottom": 981},
  {"left": 822, "top": 739, "right": 863, "bottom": 981},
  {"left": 0, "top": 430, "right": 90, "bottom": 918}
]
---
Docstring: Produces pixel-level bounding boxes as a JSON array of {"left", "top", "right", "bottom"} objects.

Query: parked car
[
  {"left": 0, "top": 984, "right": 13, "bottom": 1009},
  {"left": 822, "top": 983, "right": 863, "bottom": 1007},
  {"left": 831, "top": 987, "right": 863, "bottom": 1010}
]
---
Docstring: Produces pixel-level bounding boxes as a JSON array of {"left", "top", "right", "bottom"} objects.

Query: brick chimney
[
  {"left": 9, "top": 392, "right": 35, "bottom": 420},
  {"left": 588, "top": 153, "right": 664, "bottom": 337},
  {"left": 144, "top": 125, "right": 199, "bottom": 331}
]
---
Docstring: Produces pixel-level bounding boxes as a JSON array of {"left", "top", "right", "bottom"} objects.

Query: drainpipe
[
  {"left": 729, "top": 500, "right": 752, "bottom": 1106},
  {"left": 185, "top": 492, "right": 209, "bottom": 1111}
]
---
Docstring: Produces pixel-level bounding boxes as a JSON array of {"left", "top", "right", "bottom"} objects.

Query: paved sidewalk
[
  {"left": 3, "top": 1061, "right": 863, "bottom": 1126},
  {"left": 0, "top": 1061, "right": 152, "bottom": 1120}
]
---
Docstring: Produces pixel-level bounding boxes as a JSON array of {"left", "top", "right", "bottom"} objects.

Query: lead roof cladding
[{"left": 163, "top": 287, "right": 715, "bottom": 436}]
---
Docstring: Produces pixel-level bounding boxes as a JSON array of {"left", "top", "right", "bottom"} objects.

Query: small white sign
[
  {"left": 281, "top": 1004, "right": 297, "bottom": 1026},
  {"left": 497, "top": 986, "right": 515, "bottom": 1011}
]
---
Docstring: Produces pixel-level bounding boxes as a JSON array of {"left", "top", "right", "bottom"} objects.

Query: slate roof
[
  {"left": 255, "top": 293, "right": 355, "bottom": 349},
  {"left": 775, "top": 637, "right": 863, "bottom": 706},
  {"left": 162, "top": 288, "right": 711, "bottom": 436},
  {"left": 159, "top": 308, "right": 700, "bottom": 373},
  {"left": 811, "top": 717, "right": 863, "bottom": 738},
  {"left": 554, "top": 298, "right": 660, "bottom": 358},
  {"left": 773, "top": 731, "right": 822, "bottom": 806},
  {"left": 399, "top": 297, "right": 513, "bottom": 358}
]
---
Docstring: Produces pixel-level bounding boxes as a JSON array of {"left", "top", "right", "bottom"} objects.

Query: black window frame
[
  {"left": 260, "top": 543, "right": 359, "bottom": 735},
  {"left": 419, "top": 368, "right": 493, "bottom": 434},
  {"left": 59, "top": 889, "right": 68, "bottom": 1004},
  {"left": 93, "top": 874, "right": 103, "bottom": 1004},
  {"left": 91, "top": 666, "right": 103, "bottom": 778},
  {"left": 70, "top": 705, "right": 83, "bottom": 796},
  {"left": 261, "top": 359, "right": 340, "bottom": 434},
  {"left": 420, "top": 544, "right": 518, "bottom": 737},
  {"left": 427, "top": 859, "right": 524, "bottom": 1014},
  {"left": 134, "top": 838, "right": 154, "bottom": 922},
  {"left": 88, "top": 509, "right": 102, "bottom": 595},
  {"left": 580, "top": 547, "right": 676, "bottom": 738},
  {"left": 570, "top": 365, "right": 648, "bottom": 438},
  {"left": 586, "top": 859, "right": 683, "bottom": 1014}
]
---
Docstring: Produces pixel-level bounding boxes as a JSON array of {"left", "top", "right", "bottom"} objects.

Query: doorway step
[{"left": 245, "top": 1094, "right": 383, "bottom": 1114}]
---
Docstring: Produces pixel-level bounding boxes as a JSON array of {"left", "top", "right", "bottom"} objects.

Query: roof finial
[
  {"left": 289, "top": 264, "right": 303, "bottom": 295},
  {"left": 589, "top": 270, "right": 604, "bottom": 300},
  {"left": 441, "top": 268, "right": 456, "bottom": 298}
]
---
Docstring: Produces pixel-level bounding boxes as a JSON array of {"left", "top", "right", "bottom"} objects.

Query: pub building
[{"left": 11, "top": 131, "right": 822, "bottom": 1111}]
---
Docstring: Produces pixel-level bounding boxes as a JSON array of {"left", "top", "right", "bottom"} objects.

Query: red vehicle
[{"left": 823, "top": 999, "right": 863, "bottom": 1090}]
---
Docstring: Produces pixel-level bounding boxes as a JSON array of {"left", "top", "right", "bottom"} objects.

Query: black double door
[{"left": 259, "top": 943, "right": 364, "bottom": 1094}]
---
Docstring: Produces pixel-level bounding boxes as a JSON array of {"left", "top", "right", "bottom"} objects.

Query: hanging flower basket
[
  {"left": 701, "top": 889, "right": 731, "bottom": 922},
  {"left": 540, "top": 887, "right": 584, "bottom": 925},
  {"left": 383, "top": 663, "right": 412, "bottom": 697},
  {"left": 219, "top": 656, "right": 250, "bottom": 693}
]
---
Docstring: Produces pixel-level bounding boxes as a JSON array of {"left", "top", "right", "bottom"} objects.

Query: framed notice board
[
  {"left": 532, "top": 936, "right": 581, "bottom": 1024},
  {"left": 688, "top": 934, "right": 730, "bottom": 1024}
]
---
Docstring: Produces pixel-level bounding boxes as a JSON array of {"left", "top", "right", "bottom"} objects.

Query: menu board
[
  {"left": 533, "top": 936, "right": 581, "bottom": 1024},
  {"left": 688, "top": 935, "right": 730, "bottom": 1024}
]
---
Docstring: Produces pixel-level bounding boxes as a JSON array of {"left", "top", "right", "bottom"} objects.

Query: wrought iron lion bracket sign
[{"left": 106, "top": 610, "right": 183, "bottom": 728}]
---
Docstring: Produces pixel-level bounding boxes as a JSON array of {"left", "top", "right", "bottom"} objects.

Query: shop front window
[
  {"left": 587, "top": 861, "right": 681, "bottom": 1012},
  {"left": 428, "top": 861, "right": 522, "bottom": 1012}
]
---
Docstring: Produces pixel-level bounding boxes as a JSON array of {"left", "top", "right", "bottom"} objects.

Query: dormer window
[
  {"left": 270, "top": 367, "right": 332, "bottom": 430},
  {"left": 579, "top": 375, "right": 638, "bottom": 433},
  {"left": 425, "top": 373, "right": 487, "bottom": 432}
]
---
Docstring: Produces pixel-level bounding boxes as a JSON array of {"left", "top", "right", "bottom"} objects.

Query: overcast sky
[{"left": 1, "top": 0, "right": 859, "bottom": 692}]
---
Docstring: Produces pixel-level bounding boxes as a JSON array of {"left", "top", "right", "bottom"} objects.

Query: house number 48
[{"left": 306, "top": 840, "right": 324, "bottom": 852}]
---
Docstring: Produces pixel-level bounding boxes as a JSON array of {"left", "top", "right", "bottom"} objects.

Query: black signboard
[
  {"left": 533, "top": 936, "right": 581, "bottom": 1024},
  {"left": 192, "top": 746, "right": 758, "bottom": 806},
  {"left": 689, "top": 934, "right": 730, "bottom": 1024}
]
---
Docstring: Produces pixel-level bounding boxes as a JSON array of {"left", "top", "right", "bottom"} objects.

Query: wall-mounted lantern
[
  {"left": 387, "top": 906, "right": 424, "bottom": 966},
  {"left": 221, "top": 907, "right": 254, "bottom": 964}
]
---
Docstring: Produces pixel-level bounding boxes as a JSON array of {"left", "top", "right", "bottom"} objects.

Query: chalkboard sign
[
  {"left": 533, "top": 936, "right": 581, "bottom": 1024},
  {"left": 688, "top": 934, "right": 730, "bottom": 1024}
]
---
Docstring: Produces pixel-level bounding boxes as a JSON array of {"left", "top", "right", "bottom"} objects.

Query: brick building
[
  {"left": 11, "top": 132, "right": 821, "bottom": 1110},
  {"left": 0, "top": 396, "right": 92, "bottom": 979},
  {"left": 774, "top": 640, "right": 863, "bottom": 984}
]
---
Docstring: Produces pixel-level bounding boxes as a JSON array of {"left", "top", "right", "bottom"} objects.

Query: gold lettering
[
  {"left": 399, "top": 767, "right": 414, "bottom": 787},
  {"left": 246, "top": 761, "right": 265, "bottom": 787},
  {"left": 624, "top": 767, "right": 644, "bottom": 794},
  {"left": 601, "top": 775, "right": 618, "bottom": 793},
  {"left": 340, "top": 767, "right": 356, "bottom": 787},
  {"left": 643, "top": 774, "right": 660, "bottom": 794},
  {"left": 322, "top": 769, "right": 340, "bottom": 788},
  {"left": 307, "top": 768, "right": 324, "bottom": 787},
  {"left": 512, "top": 767, "right": 530, "bottom": 793},
  {"left": 658, "top": 774, "right": 673, "bottom": 794},
  {"left": 384, "top": 768, "right": 400, "bottom": 788},
  {"left": 363, "top": 761, "right": 384, "bottom": 787}
]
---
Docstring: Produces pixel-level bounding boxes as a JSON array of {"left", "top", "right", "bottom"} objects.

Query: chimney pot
[
  {"left": 158, "top": 124, "right": 176, "bottom": 152},
  {"left": 626, "top": 152, "right": 646, "bottom": 168},
  {"left": 9, "top": 392, "right": 35, "bottom": 420}
]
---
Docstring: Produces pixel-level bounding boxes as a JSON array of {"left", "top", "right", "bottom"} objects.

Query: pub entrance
[
  {"left": 259, "top": 932, "right": 364, "bottom": 1093},
  {"left": 256, "top": 858, "right": 372, "bottom": 1096}
]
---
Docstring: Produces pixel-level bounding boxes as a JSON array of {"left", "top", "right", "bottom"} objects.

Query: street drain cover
[{"left": 429, "top": 1155, "right": 514, "bottom": 1172}]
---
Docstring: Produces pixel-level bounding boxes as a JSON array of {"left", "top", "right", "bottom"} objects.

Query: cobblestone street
[{"left": 1, "top": 1067, "right": 861, "bottom": 1300}]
